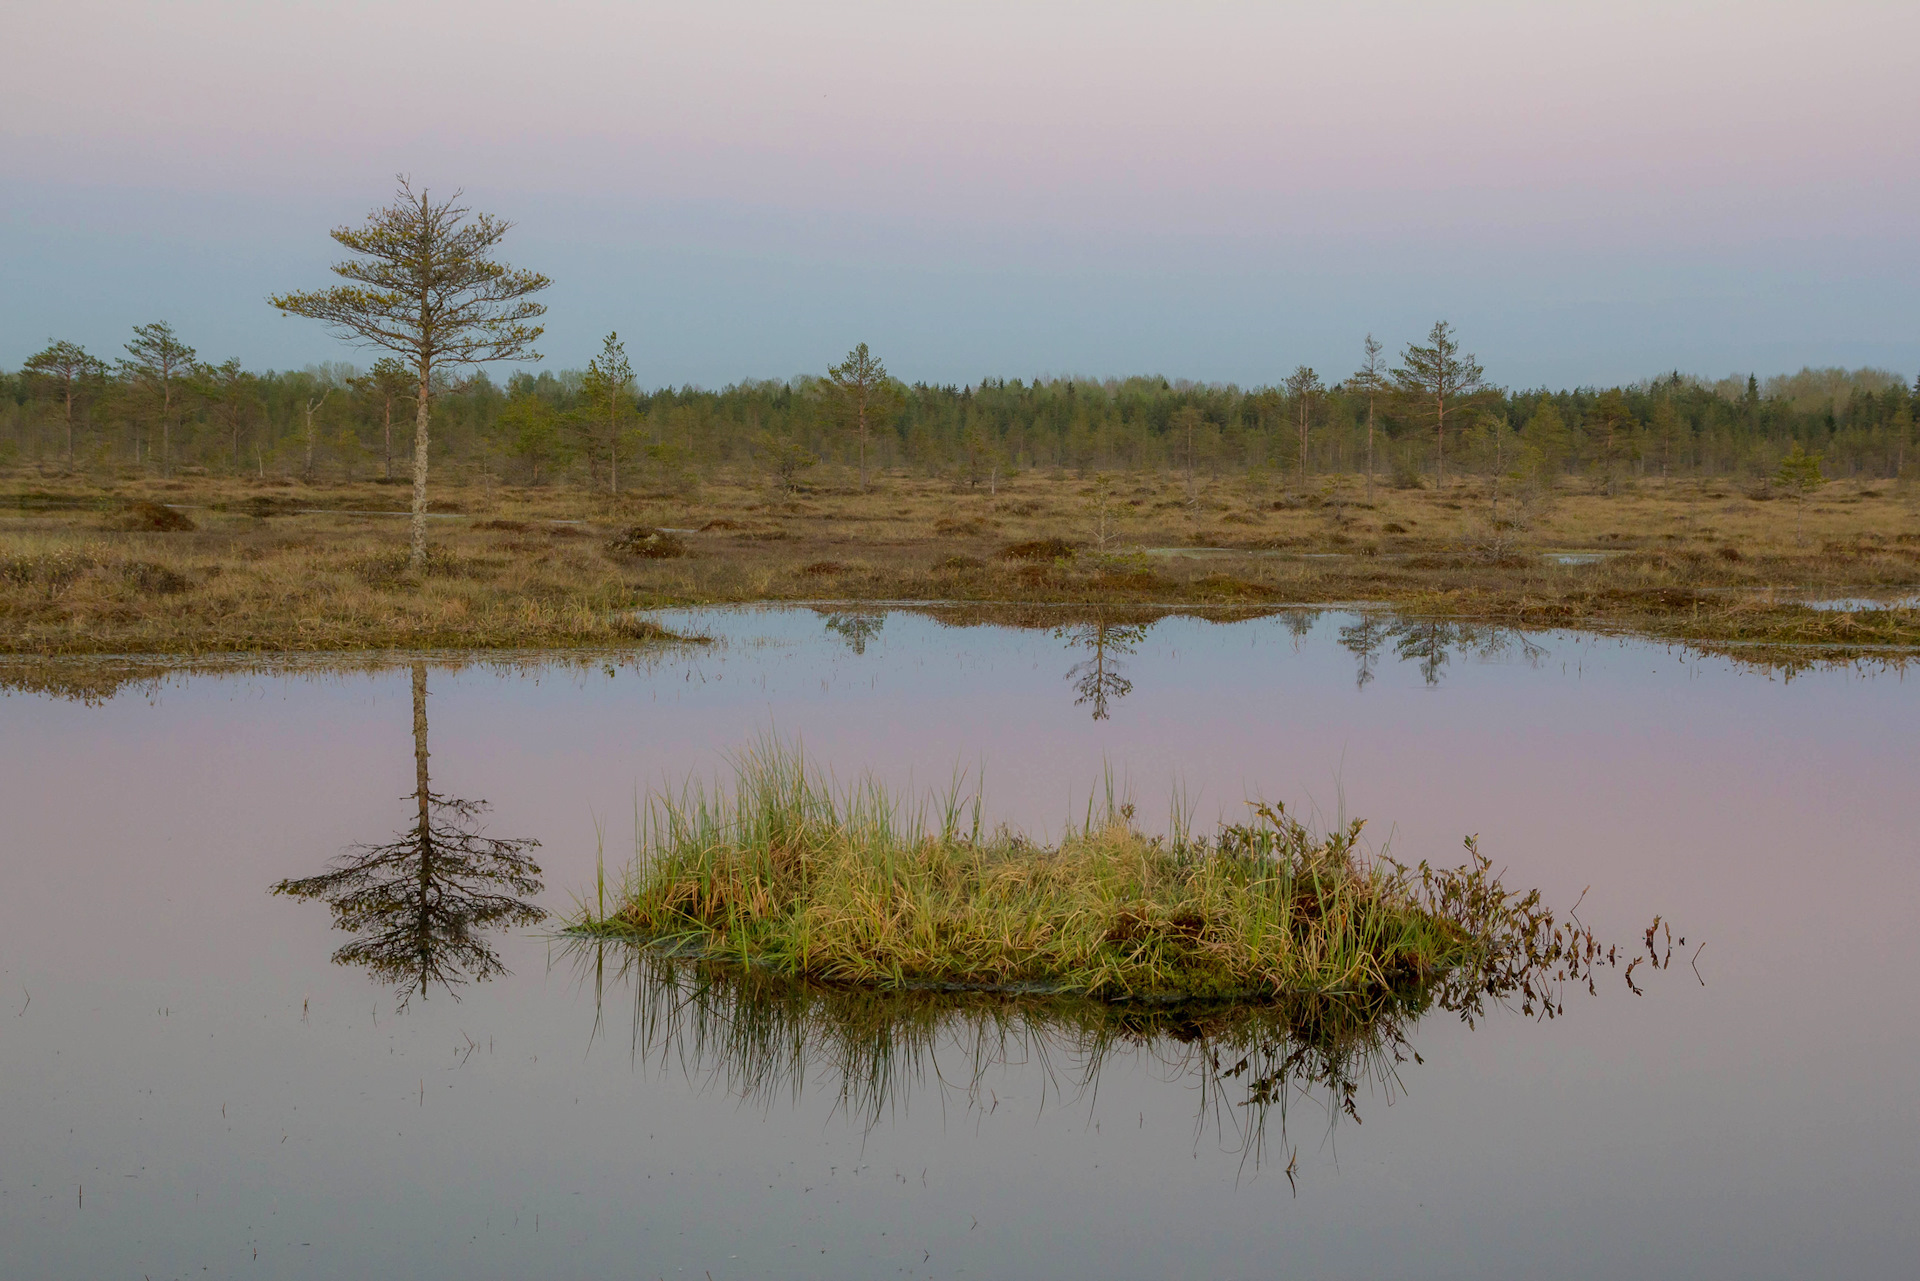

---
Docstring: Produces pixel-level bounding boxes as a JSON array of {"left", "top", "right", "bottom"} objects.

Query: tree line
[
  {"left": 6, "top": 330, "right": 1912, "bottom": 493},
  {"left": 4, "top": 180, "right": 1913, "bottom": 503}
]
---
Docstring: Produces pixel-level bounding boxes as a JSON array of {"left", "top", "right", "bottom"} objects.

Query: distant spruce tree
[
  {"left": 202, "top": 358, "right": 261, "bottom": 474},
  {"left": 1585, "top": 390, "right": 1637, "bottom": 494},
  {"left": 1350, "top": 335, "right": 1388, "bottom": 501},
  {"left": 580, "top": 332, "right": 635, "bottom": 495}
]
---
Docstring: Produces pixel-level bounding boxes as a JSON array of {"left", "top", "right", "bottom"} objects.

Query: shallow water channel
[{"left": 3, "top": 607, "right": 1917, "bottom": 1279}]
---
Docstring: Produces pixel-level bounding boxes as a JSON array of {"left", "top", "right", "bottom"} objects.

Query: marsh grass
[
  {"left": 578, "top": 741, "right": 1624, "bottom": 1011},
  {"left": 5, "top": 470, "right": 1917, "bottom": 654}
]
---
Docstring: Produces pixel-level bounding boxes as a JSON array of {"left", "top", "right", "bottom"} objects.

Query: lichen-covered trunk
[{"left": 410, "top": 367, "right": 432, "bottom": 569}]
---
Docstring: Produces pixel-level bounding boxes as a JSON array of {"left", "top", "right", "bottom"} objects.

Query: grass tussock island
[{"left": 578, "top": 744, "right": 1635, "bottom": 1010}]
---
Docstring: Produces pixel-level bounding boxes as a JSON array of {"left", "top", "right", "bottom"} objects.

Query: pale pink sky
[{"left": 6, "top": 1, "right": 1917, "bottom": 385}]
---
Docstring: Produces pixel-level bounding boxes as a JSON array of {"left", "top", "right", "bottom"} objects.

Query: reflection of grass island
[
  {"left": 572, "top": 942, "right": 1430, "bottom": 1144},
  {"left": 577, "top": 743, "right": 1634, "bottom": 1011}
]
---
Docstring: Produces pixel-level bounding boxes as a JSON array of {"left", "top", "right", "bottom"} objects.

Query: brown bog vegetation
[{"left": 3, "top": 467, "right": 1917, "bottom": 657}]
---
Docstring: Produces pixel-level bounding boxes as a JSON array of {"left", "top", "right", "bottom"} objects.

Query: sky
[{"left": 5, "top": 0, "right": 1917, "bottom": 390}]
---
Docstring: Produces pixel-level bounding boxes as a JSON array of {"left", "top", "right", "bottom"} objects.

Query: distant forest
[{"left": 4, "top": 329, "right": 1915, "bottom": 492}]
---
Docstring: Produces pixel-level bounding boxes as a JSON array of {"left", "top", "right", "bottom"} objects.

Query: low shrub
[
  {"left": 120, "top": 501, "right": 196, "bottom": 532},
  {"left": 998, "top": 537, "right": 1077, "bottom": 561},
  {"left": 121, "top": 561, "right": 190, "bottom": 595},
  {"left": 606, "top": 526, "right": 688, "bottom": 559}
]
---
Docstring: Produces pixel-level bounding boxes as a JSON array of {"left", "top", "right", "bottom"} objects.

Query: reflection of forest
[
  {"left": 272, "top": 663, "right": 545, "bottom": 1006},
  {"left": 573, "top": 943, "right": 1426, "bottom": 1168},
  {"left": 1338, "top": 616, "right": 1546, "bottom": 688}
]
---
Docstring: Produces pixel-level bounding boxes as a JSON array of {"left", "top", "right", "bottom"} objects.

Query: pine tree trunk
[
  {"left": 1365, "top": 397, "right": 1375, "bottom": 502},
  {"left": 410, "top": 368, "right": 432, "bottom": 569},
  {"left": 858, "top": 403, "right": 868, "bottom": 492},
  {"left": 1299, "top": 403, "right": 1309, "bottom": 486}
]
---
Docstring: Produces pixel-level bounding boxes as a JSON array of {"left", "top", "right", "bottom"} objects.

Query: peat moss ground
[
  {"left": 575, "top": 743, "right": 1627, "bottom": 1009},
  {"left": 3, "top": 469, "right": 1918, "bottom": 656}
]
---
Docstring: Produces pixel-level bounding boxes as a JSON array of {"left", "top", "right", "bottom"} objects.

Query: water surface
[{"left": 3, "top": 607, "right": 1915, "bottom": 1279}]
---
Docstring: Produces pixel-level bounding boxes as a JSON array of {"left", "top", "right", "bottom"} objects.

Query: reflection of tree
[
  {"left": 1392, "top": 619, "right": 1460, "bottom": 686},
  {"left": 1337, "top": 616, "right": 1390, "bottom": 690},
  {"left": 1338, "top": 616, "right": 1546, "bottom": 688},
  {"left": 823, "top": 611, "right": 885, "bottom": 655},
  {"left": 272, "top": 663, "right": 545, "bottom": 1007},
  {"left": 1057, "top": 617, "right": 1149, "bottom": 720},
  {"left": 571, "top": 942, "right": 1424, "bottom": 1171}
]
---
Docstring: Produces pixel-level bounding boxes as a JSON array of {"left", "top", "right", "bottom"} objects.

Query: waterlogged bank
[{"left": 5, "top": 473, "right": 1920, "bottom": 656}]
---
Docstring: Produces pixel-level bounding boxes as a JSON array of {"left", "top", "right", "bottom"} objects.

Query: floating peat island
[{"left": 577, "top": 742, "right": 1659, "bottom": 1014}]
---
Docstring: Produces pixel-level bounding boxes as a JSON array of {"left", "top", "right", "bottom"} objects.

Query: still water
[{"left": 2, "top": 607, "right": 1915, "bottom": 1279}]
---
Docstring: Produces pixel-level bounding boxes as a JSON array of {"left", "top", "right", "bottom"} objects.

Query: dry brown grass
[{"left": 3, "top": 467, "right": 1917, "bottom": 655}]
